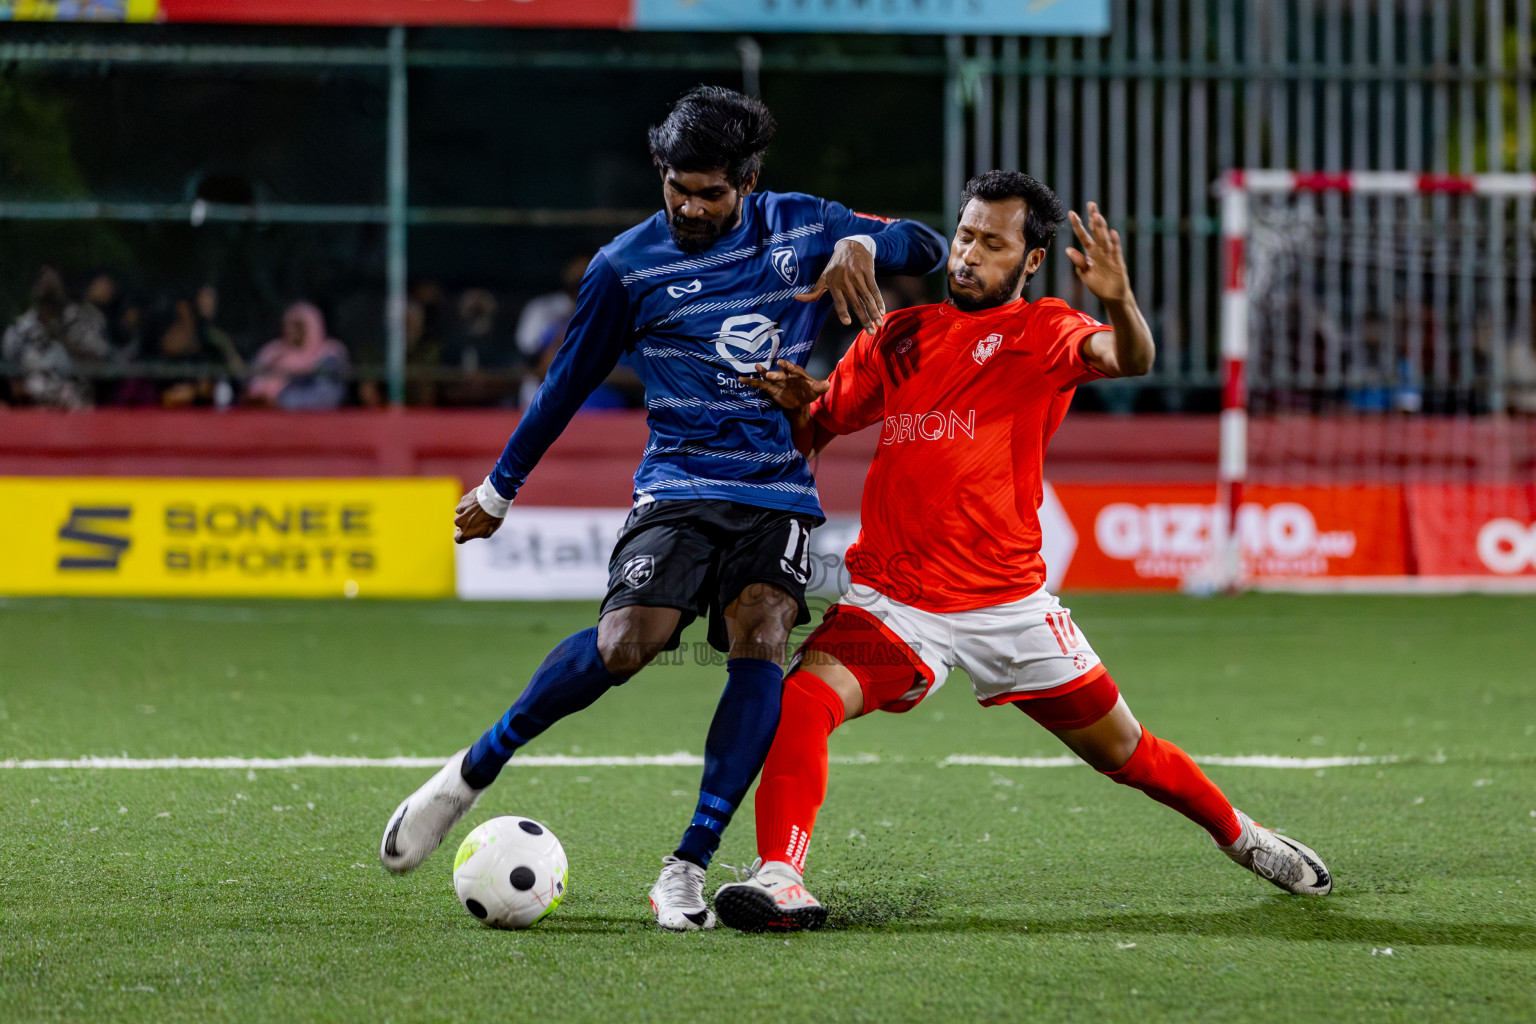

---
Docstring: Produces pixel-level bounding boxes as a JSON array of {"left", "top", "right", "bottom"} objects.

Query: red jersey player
[{"left": 712, "top": 171, "right": 1333, "bottom": 933}]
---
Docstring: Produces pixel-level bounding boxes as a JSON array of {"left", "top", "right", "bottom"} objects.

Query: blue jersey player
[{"left": 379, "top": 86, "right": 947, "bottom": 929}]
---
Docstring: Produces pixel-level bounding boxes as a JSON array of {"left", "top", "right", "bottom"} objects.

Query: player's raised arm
[
  {"left": 454, "top": 255, "right": 629, "bottom": 543},
  {"left": 795, "top": 203, "right": 948, "bottom": 336},
  {"left": 1066, "top": 201, "right": 1156, "bottom": 379}
]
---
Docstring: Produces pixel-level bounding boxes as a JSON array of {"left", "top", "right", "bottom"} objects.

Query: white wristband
[
  {"left": 843, "top": 234, "right": 876, "bottom": 258},
  {"left": 475, "top": 475, "right": 511, "bottom": 518}
]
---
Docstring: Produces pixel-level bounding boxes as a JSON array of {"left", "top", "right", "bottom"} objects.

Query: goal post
[{"left": 1202, "top": 169, "right": 1536, "bottom": 594}]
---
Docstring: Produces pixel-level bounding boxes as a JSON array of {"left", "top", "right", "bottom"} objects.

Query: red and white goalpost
[{"left": 1208, "top": 170, "right": 1536, "bottom": 594}]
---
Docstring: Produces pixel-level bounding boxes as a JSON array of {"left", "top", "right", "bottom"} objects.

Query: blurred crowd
[
  {"left": 0, "top": 255, "right": 607, "bottom": 412},
  {"left": 0, "top": 258, "right": 934, "bottom": 413}
]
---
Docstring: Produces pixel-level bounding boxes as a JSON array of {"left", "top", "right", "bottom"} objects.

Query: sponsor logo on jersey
[
  {"left": 714, "top": 313, "right": 784, "bottom": 373},
  {"left": 619, "top": 554, "right": 654, "bottom": 588},
  {"left": 769, "top": 246, "right": 800, "bottom": 286},
  {"left": 972, "top": 333, "right": 1003, "bottom": 366},
  {"left": 880, "top": 409, "right": 977, "bottom": 444},
  {"left": 667, "top": 278, "right": 703, "bottom": 299}
]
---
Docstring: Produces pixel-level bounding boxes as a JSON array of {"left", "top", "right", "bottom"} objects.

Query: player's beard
[
  {"left": 948, "top": 258, "right": 1028, "bottom": 312},
  {"left": 667, "top": 199, "right": 739, "bottom": 254}
]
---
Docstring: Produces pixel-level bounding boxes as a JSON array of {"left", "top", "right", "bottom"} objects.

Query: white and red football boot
[
  {"left": 714, "top": 859, "right": 828, "bottom": 932},
  {"left": 1221, "top": 810, "right": 1334, "bottom": 895}
]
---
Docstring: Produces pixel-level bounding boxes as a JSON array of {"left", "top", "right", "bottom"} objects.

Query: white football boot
[
  {"left": 714, "top": 859, "right": 828, "bottom": 933},
  {"left": 379, "top": 748, "right": 484, "bottom": 874},
  {"left": 649, "top": 856, "right": 716, "bottom": 931},
  {"left": 1221, "top": 810, "right": 1333, "bottom": 895}
]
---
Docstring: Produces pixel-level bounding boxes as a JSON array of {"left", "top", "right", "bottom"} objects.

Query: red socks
[
  {"left": 754, "top": 670, "right": 846, "bottom": 873},
  {"left": 1102, "top": 727, "right": 1243, "bottom": 846},
  {"left": 756, "top": 670, "right": 1241, "bottom": 867}
]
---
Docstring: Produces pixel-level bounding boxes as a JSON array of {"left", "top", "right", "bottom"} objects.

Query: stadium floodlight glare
[{"left": 1200, "top": 170, "right": 1536, "bottom": 595}]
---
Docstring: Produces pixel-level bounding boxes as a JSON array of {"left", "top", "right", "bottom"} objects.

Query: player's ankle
[
  {"left": 760, "top": 859, "right": 802, "bottom": 880},
  {"left": 1217, "top": 813, "right": 1256, "bottom": 854}
]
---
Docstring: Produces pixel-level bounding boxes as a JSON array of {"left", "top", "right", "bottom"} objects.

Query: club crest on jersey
[
  {"left": 769, "top": 246, "right": 800, "bottom": 286},
  {"left": 714, "top": 313, "right": 784, "bottom": 373},
  {"left": 619, "top": 554, "right": 654, "bottom": 589},
  {"left": 667, "top": 278, "right": 703, "bottom": 300},
  {"left": 972, "top": 333, "right": 1003, "bottom": 366}
]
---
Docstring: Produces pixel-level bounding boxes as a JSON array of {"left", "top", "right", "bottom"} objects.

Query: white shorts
[{"left": 798, "top": 584, "right": 1104, "bottom": 712}]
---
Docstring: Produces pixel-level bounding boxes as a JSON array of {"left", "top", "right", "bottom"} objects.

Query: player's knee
[
  {"left": 725, "top": 584, "right": 798, "bottom": 661},
  {"left": 792, "top": 654, "right": 863, "bottom": 721},
  {"left": 596, "top": 607, "right": 677, "bottom": 677},
  {"left": 597, "top": 639, "right": 656, "bottom": 678},
  {"left": 783, "top": 668, "right": 854, "bottom": 730}
]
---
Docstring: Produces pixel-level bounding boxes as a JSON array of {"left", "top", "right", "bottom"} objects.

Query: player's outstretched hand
[
  {"left": 739, "top": 359, "right": 830, "bottom": 411},
  {"left": 1065, "top": 201, "right": 1131, "bottom": 303},
  {"left": 454, "top": 490, "right": 503, "bottom": 544},
  {"left": 794, "top": 237, "right": 885, "bottom": 335}
]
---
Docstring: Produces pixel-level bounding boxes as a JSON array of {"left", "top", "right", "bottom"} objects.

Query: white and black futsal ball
[{"left": 452, "top": 816, "right": 567, "bottom": 929}]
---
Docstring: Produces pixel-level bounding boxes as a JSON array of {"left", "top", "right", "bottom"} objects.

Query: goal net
[{"left": 1203, "top": 170, "right": 1536, "bottom": 593}]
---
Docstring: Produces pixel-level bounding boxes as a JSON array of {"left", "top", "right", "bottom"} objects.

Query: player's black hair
[
  {"left": 648, "top": 85, "right": 777, "bottom": 188},
  {"left": 960, "top": 170, "right": 1065, "bottom": 253}
]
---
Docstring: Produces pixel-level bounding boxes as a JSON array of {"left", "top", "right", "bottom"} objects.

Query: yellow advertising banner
[
  {"left": 0, "top": 1, "right": 159, "bottom": 22},
  {"left": 1, "top": 478, "right": 459, "bottom": 598}
]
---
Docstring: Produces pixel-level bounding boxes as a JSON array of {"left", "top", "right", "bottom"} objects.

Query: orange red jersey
[{"left": 810, "top": 296, "right": 1111, "bottom": 611}]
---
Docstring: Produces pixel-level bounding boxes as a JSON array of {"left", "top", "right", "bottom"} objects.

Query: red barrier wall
[
  {"left": 0, "top": 409, "right": 1223, "bottom": 512},
  {"left": 6, "top": 408, "right": 1529, "bottom": 514}
]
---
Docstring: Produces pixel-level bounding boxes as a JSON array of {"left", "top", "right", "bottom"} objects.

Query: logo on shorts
[
  {"left": 972, "top": 333, "right": 1003, "bottom": 366},
  {"left": 1074, "top": 653, "right": 1089, "bottom": 671},
  {"left": 770, "top": 246, "right": 800, "bottom": 286},
  {"left": 619, "top": 554, "right": 654, "bottom": 588},
  {"left": 780, "top": 556, "right": 809, "bottom": 585}
]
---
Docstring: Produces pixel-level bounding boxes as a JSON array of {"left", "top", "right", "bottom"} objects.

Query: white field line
[
  {"left": 0, "top": 751, "right": 1421, "bottom": 771},
  {"left": 940, "top": 753, "right": 1413, "bottom": 769}
]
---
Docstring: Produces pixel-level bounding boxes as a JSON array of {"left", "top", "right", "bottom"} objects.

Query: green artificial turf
[{"left": 1, "top": 595, "right": 1533, "bottom": 1023}]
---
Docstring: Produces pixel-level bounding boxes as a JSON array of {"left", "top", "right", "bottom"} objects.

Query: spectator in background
[
  {"left": 359, "top": 280, "right": 444, "bottom": 407},
  {"left": 2, "top": 266, "right": 111, "bottom": 409},
  {"left": 195, "top": 285, "right": 245, "bottom": 378},
  {"left": 441, "top": 287, "right": 519, "bottom": 407},
  {"left": 516, "top": 252, "right": 589, "bottom": 407},
  {"left": 246, "top": 301, "right": 349, "bottom": 410},
  {"left": 117, "top": 289, "right": 247, "bottom": 408},
  {"left": 79, "top": 272, "right": 139, "bottom": 358},
  {"left": 528, "top": 309, "right": 643, "bottom": 411}
]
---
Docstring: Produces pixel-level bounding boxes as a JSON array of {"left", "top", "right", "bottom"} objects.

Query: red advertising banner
[
  {"left": 1406, "top": 484, "right": 1536, "bottom": 577},
  {"left": 157, "top": 0, "right": 631, "bottom": 27},
  {"left": 1053, "top": 484, "right": 1409, "bottom": 590}
]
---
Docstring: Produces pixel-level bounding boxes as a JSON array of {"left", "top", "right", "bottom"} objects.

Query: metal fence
[
  {"left": 3, "top": 2, "right": 1533, "bottom": 407},
  {"left": 956, "top": 0, "right": 1534, "bottom": 408}
]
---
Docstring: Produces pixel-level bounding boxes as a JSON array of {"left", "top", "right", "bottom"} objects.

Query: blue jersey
[{"left": 488, "top": 190, "right": 947, "bottom": 518}]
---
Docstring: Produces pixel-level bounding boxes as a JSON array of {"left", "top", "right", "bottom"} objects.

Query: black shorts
[{"left": 601, "top": 499, "right": 823, "bottom": 653}]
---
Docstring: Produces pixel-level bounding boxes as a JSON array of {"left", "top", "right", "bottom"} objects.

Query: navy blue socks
[
  {"left": 460, "top": 627, "right": 624, "bottom": 789},
  {"left": 674, "top": 657, "right": 785, "bottom": 867},
  {"left": 458, "top": 632, "right": 785, "bottom": 868}
]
